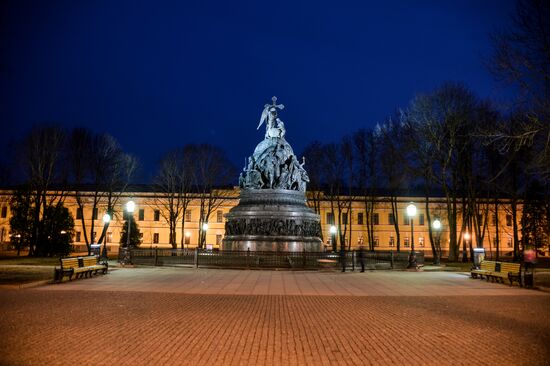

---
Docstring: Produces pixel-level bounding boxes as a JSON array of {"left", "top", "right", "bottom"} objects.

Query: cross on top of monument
[{"left": 269, "top": 96, "right": 284, "bottom": 110}]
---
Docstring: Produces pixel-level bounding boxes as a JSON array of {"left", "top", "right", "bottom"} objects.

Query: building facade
[{"left": 0, "top": 187, "right": 522, "bottom": 257}]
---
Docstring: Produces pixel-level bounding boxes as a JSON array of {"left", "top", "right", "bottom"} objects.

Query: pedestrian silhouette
[{"left": 358, "top": 246, "right": 365, "bottom": 272}]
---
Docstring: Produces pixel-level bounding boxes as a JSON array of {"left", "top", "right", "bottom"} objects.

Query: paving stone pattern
[{"left": 0, "top": 268, "right": 549, "bottom": 365}]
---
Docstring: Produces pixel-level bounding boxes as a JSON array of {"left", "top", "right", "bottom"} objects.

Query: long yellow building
[{"left": 0, "top": 187, "right": 523, "bottom": 258}]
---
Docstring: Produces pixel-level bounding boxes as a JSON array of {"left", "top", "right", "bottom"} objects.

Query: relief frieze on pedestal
[{"left": 225, "top": 218, "right": 321, "bottom": 237}]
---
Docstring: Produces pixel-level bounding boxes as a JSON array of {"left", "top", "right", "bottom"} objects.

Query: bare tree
[
  {"left": 154, "top": 148, "right": 193, "bottom": 249},
  {"left": 340, "top": 136, "right": 356, "bottom": 251},
  {"left": 186, "top": 144, "right": 236, "bottom": 248},
  {"left": 488, "top": 0, "right": 550, "bottom": 179},
  {"left": 21, "top": 125, "right": 67, "bottom": 255},
  {"left": 407, "top": 83, "right": 480, "bottom": 261},
  {"left": 68, "top": 129, "right": 138, "bottom": 253},
  {"left": 353, "top": 129, "right": 379, "bottom": 251},
  {"left": 376, "top": 118, "right": 408, "bottom": 253},
  {"left": 402, "top": 109, "right": 443, "bottom": 263}
]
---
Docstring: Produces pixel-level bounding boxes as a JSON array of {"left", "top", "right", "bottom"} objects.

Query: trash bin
[
  {"left": 90, "top": 244, "right": 101, "bottom": 257},
  {"left": 523, "top": 249, "right": 536, "bottom": 288},
  {"left": 473, "top": 248, "right": 485, "bottom": 269}
]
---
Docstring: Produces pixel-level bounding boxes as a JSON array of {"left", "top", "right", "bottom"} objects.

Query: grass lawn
[{"left": 0, "top": 266, "right": 53, "bottom": 285}]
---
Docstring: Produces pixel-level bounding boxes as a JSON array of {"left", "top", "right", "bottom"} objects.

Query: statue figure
[
  {"left": 257, "top": 96, "right": 286, "bottom": 139},
  {"left": 238, "top": 96, "right": 310, "bottom": 192}
]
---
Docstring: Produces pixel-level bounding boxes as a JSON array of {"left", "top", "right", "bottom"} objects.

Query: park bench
[
  {"left": 470, "top": 260, "right": 521, "bottom": 286},
  {"left": 471, "top": 260, "right": 496, "bottom": 280},
  {"left": 54, "top": 255, "right": 108, "bottom": 282},
  {"left": 488, "top": 261, "right": 521, "bottom": 286}
]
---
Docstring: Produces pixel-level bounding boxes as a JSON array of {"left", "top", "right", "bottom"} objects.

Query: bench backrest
[
  {"left": 82, "top": 256, "right": 99, "bottom": 267},
  {"left": 498, "top": 262, "right": 520, "bottom": 274},
  {"left": 480, "top": 261, "right": 496, "bottom": 272},
  {"left": 60, "top": 257, "right": 80, "bottom": 269}
]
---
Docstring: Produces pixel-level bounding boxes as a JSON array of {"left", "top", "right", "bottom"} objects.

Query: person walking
[{"left": 358, "top": 246, "right": 365, "bottom": 272}]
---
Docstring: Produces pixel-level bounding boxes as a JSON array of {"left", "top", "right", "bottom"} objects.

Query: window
[
  {"left": 477, "top": 214, "right": 483, "bottom": 225},
  {"left": 419, "top": 214, "right": 424, "bottom": 226},
  {"left": 154, "top": 210, "right": 160, "bottom": 221},
  {"left": 76, "top": 208, "right": 83, "bottom": 220},
  {"left": 76, "top": 231, "right": 81, "bottom": 242},
  {"left": 388, "top": 213, "right": 394, "bottom": 225},
  {"left": 492, "top": 214, "right": 497, "bottom": 226},
  {"left": 507, "top": 236, "right": 513, "bottom": 248},
  {"left": 404, "top": 237, "right": 410, "bottom": 247},
  {"left": 326, "top": 212, "right": 334, "bottom": 225},
  {"left": 373, "top": 236, "right": 379, "bottom": 247},
  {"left": 419, "top": 237, "right": 425, "bottom": 247},
  {"left": 138, "top": 209, "right": 144, "bottom": 221},
  {"left": 185, "top": 210, "right": 192, "bottom": 222},
  {"left": 106, "top": 232, "right": 112, "bottom": 243},
  {"left": 404, "top": 216, "right": 410, "bottom": 225},
  {"left": 92, "top": 232, "right": 97, "bottom": 243},
  {"left": 389, "top": 235, "right": 395, "bottom": 247},
  {"left": 216, "top": 234, "right": 222, "bottom": 246},
  {"left": 93, "top": 208, "right": 98, "bottom": 220},
  {"left": 1, "top": 206, "right": 7, "bottom": 218},
  {"left": 185, "top": 234, "right": 191, "bottom": 245},
  {"left": 373, "top": 213, "right": 379, "bottom": 225},
  {"left": 153, "top": 233, "right": 159, "bottom": 244},
  {"left": 506, "top": 214, "right": 512, "bottom": 226},
  {"left": 342, "top": 213, "right": 348, "bottom": 225},
  {"left": 357, "top": 212, "right": 364, "bottom": 225},
  {"left": 217, "top": 210, "right": 223, "bottom": 223}
]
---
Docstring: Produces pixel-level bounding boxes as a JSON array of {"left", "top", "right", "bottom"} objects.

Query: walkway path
[
  {"left": 1, "top": 268, "right": 548, "bottom": 365},
  {"left": 40, "top": 267, "right": 549, "bottom": 296}
]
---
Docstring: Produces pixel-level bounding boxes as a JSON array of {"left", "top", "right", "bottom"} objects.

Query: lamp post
[
  {"left": 126, "top": 200, "right": 135, "bottom": 248},
  {"left": 101, "top": 213, "right": 111, "bottom": 261},
  {"left": 406, "top": 203, "right": 417, "bottom": 269},
  {"left": 119, "top": 200, "right": 135, "bottom": 265},
  {"left": 202, "top": 222, "right": 208, "bottom": 248},
  {"left": 463, "top": 232, "right": 471, "bottom": 263},
  {"left": 329, "top": 225, "right": 337, "bottom": 252},
  {"left": 432, "top": 219, "right": 441, "bottom": 265}
]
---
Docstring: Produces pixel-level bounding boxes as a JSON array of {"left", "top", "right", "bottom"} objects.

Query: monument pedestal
[{"left": 222, "top": 189, "right": 322, "bottom": 252}]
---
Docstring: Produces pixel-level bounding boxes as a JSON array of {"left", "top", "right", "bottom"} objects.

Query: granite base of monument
[{"left": 222, "top": 189, "right": 323, "bottom": 252}]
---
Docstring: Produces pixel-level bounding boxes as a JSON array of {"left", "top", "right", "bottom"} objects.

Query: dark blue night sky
[{"left": 1, "top": 0, "right": 516, "bottom": 182}]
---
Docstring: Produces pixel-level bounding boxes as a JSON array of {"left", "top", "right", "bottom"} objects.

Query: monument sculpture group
[{"left": 222, "top": 97, "right": 323, "bottom": 252}]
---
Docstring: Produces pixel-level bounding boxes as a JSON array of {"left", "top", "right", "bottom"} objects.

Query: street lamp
[
  {"left": 126, "top": 200, "right": 135, "bottom": 248},
  {"left": 119, "top": 200, "right": 136, "bottom": 265},
  {"left": 329, "top": 225, "right": 337, "bottom": 252},
  {"left": 101, "top": 213, "right": 111, "bottom": 260},
  {"left": 432, "top": 219, "right": 441, "bottom": 265},
  {"left": 201, "top": 223, "right": 208, "bottom": 247},
  {"left": 463, "top": 232, "right": 471, "bottom": 263},
  {"left": 406, "top": 203, "right": 417, "bottom": 269}
]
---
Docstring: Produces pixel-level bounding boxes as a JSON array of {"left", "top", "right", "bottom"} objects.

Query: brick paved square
[{"left": 1, "top": 268, "right": 549, "bottom": 365}]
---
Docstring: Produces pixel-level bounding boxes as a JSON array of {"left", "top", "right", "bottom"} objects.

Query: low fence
[{"left": 130, "top": 248, "right": 424, "bottom": 270}]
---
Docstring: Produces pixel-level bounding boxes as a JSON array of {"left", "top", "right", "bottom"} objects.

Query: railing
[{"left": 130, "top": 248, "right": 424, "bottom": 270}]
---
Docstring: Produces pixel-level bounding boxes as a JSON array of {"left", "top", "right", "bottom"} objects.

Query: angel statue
[{"left": 257, "top": 96, "right": 286, "bottom": 139}]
